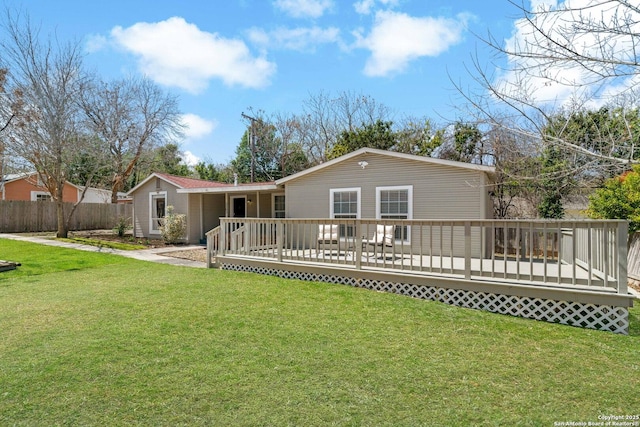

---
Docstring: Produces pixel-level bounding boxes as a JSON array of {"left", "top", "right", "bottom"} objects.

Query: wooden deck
[
  {"left": 208, "top": 218, "right": 634, "bottom": 334},
  {"left": 240, "top": 247, "right": 614, "bottom": 291}
]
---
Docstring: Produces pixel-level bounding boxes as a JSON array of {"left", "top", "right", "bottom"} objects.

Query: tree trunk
[{"left": 55, "top": 200, "right": 68, "bottom": 238}]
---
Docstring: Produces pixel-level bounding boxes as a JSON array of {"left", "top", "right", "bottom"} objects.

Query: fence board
[
  {"left": 0, "top": 201, "right": 132, "bottom": 233},
  {"left": 627, "top": 232, "right": 640, "bottom": 280}
]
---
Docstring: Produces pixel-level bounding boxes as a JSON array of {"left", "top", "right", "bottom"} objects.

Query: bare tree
[
  {"left": 0, "top": 67, "right": 26, "bottom": 180},
  {"left": 458, "top": 0, "right": 640, "bottom": 178},
  {"left": 270, "top": 111, "right": 310, "bottom": 177},
  {"left": 298, "top": 90, "right": 393, "bottom": 164},
  {"left": 1, "top": 10, "right": 103, "bottom": 238},
  {"left": 80, "top": 77, "right": 184, "bottom": 202}
]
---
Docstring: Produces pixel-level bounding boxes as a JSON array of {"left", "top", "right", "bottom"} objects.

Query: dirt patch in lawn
[{"left": 160, "top": 248, "right": 208, "bottom": 263}]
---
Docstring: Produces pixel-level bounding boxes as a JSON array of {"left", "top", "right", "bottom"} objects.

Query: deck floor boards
[{"left": 226, "top": 248, "right": 617, "bottom": 293}]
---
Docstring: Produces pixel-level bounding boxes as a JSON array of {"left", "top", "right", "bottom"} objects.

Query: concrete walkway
[{"left": 0, "top": 233, "right": 207, "bottom": 268}]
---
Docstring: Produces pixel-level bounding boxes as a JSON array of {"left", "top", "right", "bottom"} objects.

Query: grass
[
  {"left": 56, "top": 236, "right": 147, "bottom": 250},
  {"left": 1, "top": 238, "right": 639, "bottom": 426}
]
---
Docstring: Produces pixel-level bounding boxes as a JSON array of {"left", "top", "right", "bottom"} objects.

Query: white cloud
[
  {"left": 273, "top": 0, "right": 333, "bottom": 18},
  {"left": 354, "top": 11, "right": 468, "bottom": 77},
  {"left": 110, "top": 17, "right": 276, "bottom": 93},
  {"left": 85, "top": 34, "right": 108, "bottom": 53},
  {"left": 247, "top": 26, "right": 340, "bottom": 52},
  {"left": 353, "top": 0, "right": 399, "bottom": 15},
  {"left": 181, "top": 114, "right": 218, "bottom": 140},
  {"left": 496, "top": 0, "right": 640, "bottom": 107},
  {"left": 181, "top": 151, "right": 201, "bottom": 167}
]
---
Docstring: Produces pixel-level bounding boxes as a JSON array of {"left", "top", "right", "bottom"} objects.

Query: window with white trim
[
  {"left": 272, "top": 194, "right": 286, "bottom": 218},
  {"left": 149, "top": 191, "right": 167, "bottom": 234},
  {"left": 376, "top": 185, "right": 412, "bottom": 242},
  {"left": 330, "top": 188, "right": 360, "bottom": 237},
  {"left": 31, "top": 191, "right": 52, "bottom": 202}
]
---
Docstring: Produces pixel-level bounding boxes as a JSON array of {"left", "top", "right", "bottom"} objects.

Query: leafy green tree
[
  {"left": 194, "top": 161, "right": 235, "bottom": 183},
  {"left": 587, "top": 166, "right": 640, "bottom": 233},
  {"left": 439, "top": 122, "right": 484, "bottom": 164},
  {"left": 394, "top": 117, "right": 444, "bottom": 156},
  {"left": 153, "top": 143, "right": 191, "bottom": 176},
  {"left": 232, "top": 120, "right": 309, "bottom": 182},
  {"left": 327, "top": 120, "right": 395, "bottom": 159},
  {"left": 537, "top": 145, "right": 571, "bottom": 218},
  {"left": 194, "top": 161, "right": 219, "bottom": 181},
  {"left": 232, "top": 128, "right": 274, "bottom": 182}
]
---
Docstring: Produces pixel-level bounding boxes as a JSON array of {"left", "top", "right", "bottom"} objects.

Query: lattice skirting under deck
[{"left": 221, "top": 262, "right": 629, "bottom": 334}]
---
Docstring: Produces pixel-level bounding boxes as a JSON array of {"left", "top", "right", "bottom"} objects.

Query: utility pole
[{"left": 241, "top": 112, "right": 257, "bottom": 183}]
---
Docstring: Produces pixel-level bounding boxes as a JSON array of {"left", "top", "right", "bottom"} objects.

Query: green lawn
[{"left": 1, "top": 239, "right": 638, "bottom": 426}]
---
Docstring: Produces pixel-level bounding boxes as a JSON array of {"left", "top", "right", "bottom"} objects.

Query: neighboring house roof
[
  {"left": 1, "top": 172, "right": 81, "bottom": 190},
  {"left": 127, "top": 172, "right": 278, "bottom": 195},
  {"left": 275, "top": 147, "right": 496, "bottom": 185},
  {"left": 1, "top": 173, "right": 31, "bottom": 183}
]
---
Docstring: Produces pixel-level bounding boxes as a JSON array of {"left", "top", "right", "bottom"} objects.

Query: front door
[{"left": 232, "top": 196, "right": 246, "bottom": 218}]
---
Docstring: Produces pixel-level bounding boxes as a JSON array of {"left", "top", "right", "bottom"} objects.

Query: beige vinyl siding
[
  {"left": 203, "top": 194, "right": 225, "bottom": 233},
  {"left": 257, "top": 192, "right": 272, "bottom": 218},
  {"left": 187, "top": 194, "right": 200, "bottom": 243},
  {"left": 131, "top": 177, "right": 189, "bottom": 240},
  {"left": 285, "top": 152, "right": 490, "bottom": 221},
  {"left": 284, "top": 152, "right": 491, "bottom": 256}
]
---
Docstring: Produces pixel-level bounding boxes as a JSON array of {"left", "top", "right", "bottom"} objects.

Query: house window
[
  {"left": 272, "top": 194, "right": 286, "bottom": 218},
  {"left": 149, "top": 191, "right": 167, "bottom": 234},
  {"left": 376, "top": 185, "right": 413, "bottom": 242},
  {"left": 330, "top": 188, "right": 360, "bottom": 237},
  {"left": 31, "top": 191, "right": 52, "bottom": 201}
]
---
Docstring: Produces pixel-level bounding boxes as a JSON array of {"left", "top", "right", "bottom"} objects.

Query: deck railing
[{"left": 207, "top": 218, "right": 628, "bottom": 294}]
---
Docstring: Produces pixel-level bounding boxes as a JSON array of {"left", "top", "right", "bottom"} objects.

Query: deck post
[
  {"left": 355, "top": 221, "right": 362, "bottom": 270},
  {"left": 276, "top": 221, "right": 283, "bottom": 262},
  {"left": 206, "top": 234, "right": 212, "bottom": 268},
  {"left": 219, "top": 220, "right": 226, "bottom": 256},
  {"left": 617, "top": 221, "right": 628, "bottom": 295},
  {"left": 464, "top": 221, "right": 471, "bottom": 279}
]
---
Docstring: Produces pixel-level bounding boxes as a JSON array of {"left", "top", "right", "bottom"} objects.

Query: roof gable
[
  {"left": 127, "top": 172, "right": 278, "bottom": 195},
  {"left": 275, "top": 148, "right": 495, "bottom": 185}
]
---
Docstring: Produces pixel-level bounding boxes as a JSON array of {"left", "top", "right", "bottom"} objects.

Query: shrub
[
  {"left": 160, "top": 206, "right": 186, "bottom": 244},
  {"left": 586, "top": 166, "right": 640, "bottom": 233},
  {"left": 113, "top": 217, "right": 131, "bottom": 237}
]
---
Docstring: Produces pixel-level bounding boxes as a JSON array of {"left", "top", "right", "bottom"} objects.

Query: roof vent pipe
[{"left": 233, "top": 173, "right": 238, "bottom": 186}]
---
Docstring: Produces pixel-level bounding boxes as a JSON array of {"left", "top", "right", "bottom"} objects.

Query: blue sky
[{"left": 4, "top": 0, "right": 526, "bottom": 165}]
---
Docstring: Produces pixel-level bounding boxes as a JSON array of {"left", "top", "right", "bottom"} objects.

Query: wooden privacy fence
[
  {"left": 627, "top": 232, "right": 640, "bottom": 281},
  {"left": 0, "top": 200, "right": 132, "bottom": 233}
]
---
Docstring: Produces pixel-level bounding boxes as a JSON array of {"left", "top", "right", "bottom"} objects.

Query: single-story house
[
  {"left": 0, "top": 172, "right": 118, "bottom": 203},
  {"left": 127, "top": 173, "right": 280, "bottom": 243},
  {"left": 128, "top": 148, "right": 495, "bottom": 244}
]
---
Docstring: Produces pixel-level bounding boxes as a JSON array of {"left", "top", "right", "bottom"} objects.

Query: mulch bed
[{"left": 70, "top": 230, "right": 172, "bottom": 248}]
